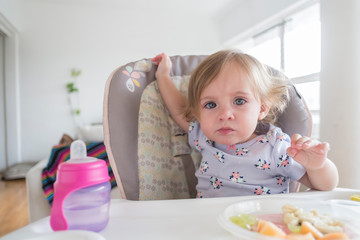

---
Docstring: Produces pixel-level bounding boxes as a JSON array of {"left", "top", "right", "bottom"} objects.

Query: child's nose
[{"left": 219, "top": 107, "right": 235, "bottom": 121}]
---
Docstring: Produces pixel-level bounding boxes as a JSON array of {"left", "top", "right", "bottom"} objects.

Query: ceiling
[{"left": 54, "top": 0, "right": 242, "bottom": 18}]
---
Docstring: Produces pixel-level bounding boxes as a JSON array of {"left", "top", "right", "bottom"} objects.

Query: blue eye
[
  {"left": 204, "top": 102, "right": 216, "bottom": 109},
  {"left": 234, "top": 98, "right": 246, "bottom": 105}
]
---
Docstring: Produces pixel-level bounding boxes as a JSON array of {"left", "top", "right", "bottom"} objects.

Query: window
[{"left": 235, "top": 3, "right": 320, "bottom": 138}]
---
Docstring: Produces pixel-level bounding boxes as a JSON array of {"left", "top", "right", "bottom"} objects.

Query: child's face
[{"left": 198, "top": 62, "right": 269, "bottom": 146}]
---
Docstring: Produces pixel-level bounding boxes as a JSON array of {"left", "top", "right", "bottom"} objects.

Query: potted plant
[{"left": 66, "top": 69, "right": 83, "bottom": 135}]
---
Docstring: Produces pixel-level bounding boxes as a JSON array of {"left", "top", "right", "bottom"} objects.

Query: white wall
[
  {"left": 1, "top": 0, "right": 222, "bottom": 162},
  {"left": 320, "top": 0, "right": 360, "bottom": 189},
  {"left": 0, "top": 0, "right": 21, "bottom": 29}
]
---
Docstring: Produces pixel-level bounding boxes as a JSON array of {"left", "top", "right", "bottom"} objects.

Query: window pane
[
  {"left": 295, "top": 81, "right": 320, "bottom": 139},
  {"left": 236, "top": 26, "right": 281, "bottom": 71},
  {"left": 247, "top": 38, "right": 281, "bottom": 71},
  {"left": 284, "top": 4, "right": 321, "bottom": 78},
  {"left": 295, "top": 81, "right": 320, "bottom": 111}
]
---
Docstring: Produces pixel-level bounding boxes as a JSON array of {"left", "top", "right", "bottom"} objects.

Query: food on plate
[
  {"left": 287, "top": 223, "right": 301, "bottom": 234},
  {"left": 257, "top": 219, "right": 287, "bottom": 238},
  {"left": 229, "top": 213, "right": 257, "bottom": 230},
  {"left": 229, "top": 203, "right": 350, "bottom": 239},
  {"left": 319, "top": 232, "right": 349, "bottom": 240},
  {"left": 350, "top": 194, "right": 360, "bottom": 202},
  {"left": 300, "top": 221, "right": 324, "bottom": 239},
  {"left": 285, "top": 233, "right": 315, "bottom": 240},
  {"left": 282, "top": 204, "right": 344, "bottom": 234}
]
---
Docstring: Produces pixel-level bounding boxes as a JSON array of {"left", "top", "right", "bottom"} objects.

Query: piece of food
[
  {"left": 350, "top": 194, "right": 360, "bottom": 202},
  {"left": 229, "top": 213, "right": 257, "bottom": 230},
  {"left": 288, "top": 224, "right": 301, "bottom": 234},
  {"left": 301, "top": 221, "right": 324, "bottom": 239},
  {"left": 257, "top": 219, "right": 287, "bottom": 238},
  {"left": 319, "top": 232, "right": 349, "bottom": 240},
  {"left": 285, "top": 233, "right": 315, "bottom": 240}
]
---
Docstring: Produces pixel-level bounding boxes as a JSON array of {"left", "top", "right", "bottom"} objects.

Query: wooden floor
[{"left": 0, "top": 178, "right": 29, "bottom": 237}]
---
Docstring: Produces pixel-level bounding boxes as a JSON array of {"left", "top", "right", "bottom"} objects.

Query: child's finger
[
  {"left": 151, "top": 58, "right": 160, "bottom": 65},
  {"left": 287, "top": 147, "right": 298, "bottom": 158},
  {"left": 295, "top": 138, "right": 322, "bottom": 150},
  {"left": 151, "top": 53, "right": 164, "bottom": 64},
  {"left": 291, "top": 134, "right": 309, "bottom": 148},
  {"left": 316, "top": 142, "right": 330, "bottom": 154},
  {"left": 291, "top": 133, "right": 302, "bottom": 143}
]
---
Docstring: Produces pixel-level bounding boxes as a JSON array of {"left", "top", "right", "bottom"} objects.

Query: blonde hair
[{"left": 184, "top": 49, "right": 290, "bottom": 129}]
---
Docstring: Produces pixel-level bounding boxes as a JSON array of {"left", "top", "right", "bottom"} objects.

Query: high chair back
[{"left": 103, "top": 55, "right": 312, "bottom": 200}]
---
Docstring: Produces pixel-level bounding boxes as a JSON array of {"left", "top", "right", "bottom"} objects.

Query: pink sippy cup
[{"left": 50, "top": 140, "right": 111, "bottom": 232}]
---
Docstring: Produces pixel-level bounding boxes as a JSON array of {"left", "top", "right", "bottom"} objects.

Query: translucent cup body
[{"left": 63, "top": 181, "right": 111, "bottom": 232}]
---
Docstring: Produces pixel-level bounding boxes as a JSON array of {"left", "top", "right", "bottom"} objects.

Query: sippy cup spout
[{"left": 70, "top": 140, "right": 87, "bottom": 160}]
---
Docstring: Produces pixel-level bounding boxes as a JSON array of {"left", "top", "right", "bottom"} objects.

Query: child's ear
[{"left": 258, "top": 103, "right": 270, "bottom": 120}]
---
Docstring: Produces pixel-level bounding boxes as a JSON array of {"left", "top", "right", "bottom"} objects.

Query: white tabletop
[{"left": 2, "top": 188, "right": 360, "bottom": 240}]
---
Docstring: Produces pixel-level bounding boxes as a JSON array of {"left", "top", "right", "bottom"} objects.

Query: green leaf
[
  {"left": 66, "top": 82, "right": 79, "bottom": 93},
  {"left": 75, "top": 109, "right": 81, "bottom": 115},
  {"left": 66, "top": 82, "right": 74, "bottom": 89}
]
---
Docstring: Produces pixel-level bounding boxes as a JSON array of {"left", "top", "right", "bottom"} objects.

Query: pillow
[{"left": 79, "top": 124, "right": 104, "bottom": 142}]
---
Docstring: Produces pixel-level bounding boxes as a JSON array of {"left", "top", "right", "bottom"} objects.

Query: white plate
[
  {"left": 327, "top": 199, "right": 360, "bottom": 208},
  {"left": 218, "top": 197, "right": 360, "bottom": 240}
]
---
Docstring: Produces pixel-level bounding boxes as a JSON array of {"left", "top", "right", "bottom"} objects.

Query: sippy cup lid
[
  {"left": 56, "top": 140, "right": 110, "bottom": 184},
  {"left": 69, "top": 139, "right": 97, "bottom": 163}
]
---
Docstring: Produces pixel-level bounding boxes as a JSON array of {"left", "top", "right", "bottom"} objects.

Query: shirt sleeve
[{"left": 188, "top": 121, "right": 204, "bottom": 152}]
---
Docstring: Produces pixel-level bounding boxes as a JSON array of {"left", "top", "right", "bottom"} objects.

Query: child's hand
[
  {"left": 152, "top": 53, "right": 172, "bottom": 80},
  {"left": 287, "top": 134, "right": 330, "bottom": 170}
]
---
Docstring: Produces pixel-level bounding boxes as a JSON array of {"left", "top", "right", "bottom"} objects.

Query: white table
[{"left": 2, "top": 188, "right": 360, "bottom": 240}]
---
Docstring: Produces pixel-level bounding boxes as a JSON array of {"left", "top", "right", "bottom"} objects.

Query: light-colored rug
[{"left": 1, "top": 162, "right": 38, "bottom": 180}]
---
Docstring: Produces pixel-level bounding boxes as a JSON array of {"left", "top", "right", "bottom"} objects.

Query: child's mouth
[{"left": 218, "top": 128, "right": 234, "bottom": 135}]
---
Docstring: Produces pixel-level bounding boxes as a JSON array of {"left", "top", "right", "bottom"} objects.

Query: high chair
[{"left": 103, "top": 55, "right": 312, "bottom": 200}]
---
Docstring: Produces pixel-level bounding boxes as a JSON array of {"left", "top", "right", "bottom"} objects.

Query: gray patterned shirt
[{"left": 188, "top": 121, "right": 306, "bottom": 198}]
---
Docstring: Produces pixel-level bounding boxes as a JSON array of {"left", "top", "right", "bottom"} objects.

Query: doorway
[{"left": 0, "top": 13, "right": 22, "bottom": 175}]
